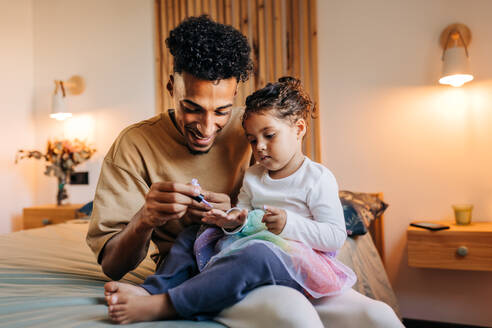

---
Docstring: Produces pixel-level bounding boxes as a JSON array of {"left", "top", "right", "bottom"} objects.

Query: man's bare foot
[
  {"left": 104, "top": 281, "right": 149, "bottom": 298},
  {"left": 107, "top": 292, "right": 178, "bottom": 324}
]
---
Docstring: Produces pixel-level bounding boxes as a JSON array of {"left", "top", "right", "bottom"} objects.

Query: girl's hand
[
  {"left": 202, "top": 208, "right": 248, "bottom": 230},
  {"left": 262, "top": 206, "right": 287, "bottom": 235},
  {"left": 185, "top": 181, "right": 231, "bottom": 224}
]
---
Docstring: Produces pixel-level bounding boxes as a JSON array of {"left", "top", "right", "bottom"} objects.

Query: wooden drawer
[
  {"left": 23, "top": 204, "right": 85, "bottom": 230},
  {"left": 407, "top": 221, "right": 492, "bottom": 271}
]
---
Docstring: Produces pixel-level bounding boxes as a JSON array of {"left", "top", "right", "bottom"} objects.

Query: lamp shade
[
  {"left": 439, "top": 47, "right": 474, "bottom": 87},
  {"left": 50, "top": 81, "right": 72, "bottom": 120}
]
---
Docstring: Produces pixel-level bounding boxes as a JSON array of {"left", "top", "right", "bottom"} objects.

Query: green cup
[{"left": 452, "top": 204, "right": 473, "bottom": 225}]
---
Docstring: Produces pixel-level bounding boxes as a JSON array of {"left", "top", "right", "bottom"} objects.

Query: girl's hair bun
[
  {"left": 278, "top": 76, "right": 300, "bottom": 85},
  {"left": 243, "top": 76, "right": 316, "bottom": 125},
  {"left": 263, "top": 82, "right": 281, "bottom": 97}
]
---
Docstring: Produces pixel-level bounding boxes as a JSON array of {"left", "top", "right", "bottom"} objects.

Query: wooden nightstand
[
  {"left": 22, "top": 204, "right": 85, "bottom": 230},
  {"left": 407, "top": 220, "right": 492, "bottom": 271}
]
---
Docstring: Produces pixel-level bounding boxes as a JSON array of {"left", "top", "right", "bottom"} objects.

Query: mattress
[{"left": 0, "top": 220, "right": 399, "bottom": 327}]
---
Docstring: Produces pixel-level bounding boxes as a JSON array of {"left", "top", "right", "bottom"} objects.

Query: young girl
[{"left": 105, "top": 77, "right": 355, "bottom": 324}]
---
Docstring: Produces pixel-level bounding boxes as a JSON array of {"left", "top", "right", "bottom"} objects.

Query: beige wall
[
  {"left": 31, "top": 0, "right": 156, "bottom": 205},
  {"left": 0, "top": 0, "right": 36, "bottom": 233},
  {"left": 317, "top": 0, "right": 492, "bottom": 326},
  {"left": 0, "top": 0, "right": 155, "bottom": 233}
]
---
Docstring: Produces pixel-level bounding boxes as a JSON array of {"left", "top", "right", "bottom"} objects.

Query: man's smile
[{"left": 187, "top": 128, "right": 215, "bottom": 147}]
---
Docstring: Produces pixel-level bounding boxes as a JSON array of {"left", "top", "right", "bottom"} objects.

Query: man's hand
[
  {"left": 262, "top": 206, "right": 287, "bottom": 235},
  {"left": 202, "top": 208, "right": 248, "bottom": 230},
  {"left": 186, "top": 190, "right": 231, "bottom": 224},
  {"left": 139, "top": 182, "right": 204, "bottom": 229}
]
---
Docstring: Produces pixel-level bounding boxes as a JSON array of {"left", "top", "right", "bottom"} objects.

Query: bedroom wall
[
  {"left": 0, "top": 0, "right": 36, "bottom": 233},
  {"left": 31, "top": 0, "right": 155, "bottom": 206},
  {"left": 317, "top": 0, "right": 492, "bottom": 326}
]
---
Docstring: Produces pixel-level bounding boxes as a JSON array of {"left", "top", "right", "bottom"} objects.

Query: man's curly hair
[{"left": 166, "top": 15, "right": 253, "bottom": 82}]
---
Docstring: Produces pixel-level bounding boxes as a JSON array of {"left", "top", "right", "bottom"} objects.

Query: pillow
[
  {"left": 78, "top": 201, "right": 93, "bottom": 217},
  {"left": 339, "top": 191, "right": 388, "bottom": 236}
]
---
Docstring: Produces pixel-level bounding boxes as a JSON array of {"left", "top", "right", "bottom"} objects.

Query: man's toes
[{"left": 104, "top": 281, "right": 120, "bottom": 294}]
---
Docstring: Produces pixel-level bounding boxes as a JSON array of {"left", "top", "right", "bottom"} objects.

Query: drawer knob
[
  {"left": 456, "top": 246, "right": 468, "bottom": 257},
  {"left": 42, "top": 218, "right": 51, "bottom": 226}
]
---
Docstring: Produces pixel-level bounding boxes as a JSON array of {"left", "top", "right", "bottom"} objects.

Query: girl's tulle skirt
[{"left": 194, "top": 210, "right": 356, "bottom": 298}]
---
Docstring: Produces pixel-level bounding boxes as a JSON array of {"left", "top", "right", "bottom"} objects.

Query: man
[
  {"left": 86, "top": 16, "right": 252, "bottom": 281},
  {"left": 87, "top": 15, "right": 402, "bottom": 327}
]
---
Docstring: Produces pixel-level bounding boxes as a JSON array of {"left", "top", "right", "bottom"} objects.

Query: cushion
[
  {"left": 340, "top": 191, "right": 388, "bottom": 236},
  {"left": 78, "top": 201, "right": 93, "bottom": 217}
]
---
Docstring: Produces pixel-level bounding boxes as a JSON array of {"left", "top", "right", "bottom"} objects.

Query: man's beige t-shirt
[{"left": 86, "top": 109, "right": 251, "bottom": 263}]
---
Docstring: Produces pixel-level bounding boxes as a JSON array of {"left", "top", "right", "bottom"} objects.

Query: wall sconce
[
  {"left": 439, "top": 23, "right": 473, "bottom": 87},
  {"left": 50, "top": 75, "right": 85, "bottom": 120}
]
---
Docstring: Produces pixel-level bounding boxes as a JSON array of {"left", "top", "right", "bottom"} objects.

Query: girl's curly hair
[
  {"left": 243, "top": 76, "right": 316, "bottom": 124},
  {"left": 166, "top": 15, "right": 253, "bottom": 82}
]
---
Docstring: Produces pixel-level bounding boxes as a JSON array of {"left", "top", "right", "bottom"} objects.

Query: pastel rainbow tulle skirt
[{"left": 194, "top": 210, "right": 356, "bottom": 298}]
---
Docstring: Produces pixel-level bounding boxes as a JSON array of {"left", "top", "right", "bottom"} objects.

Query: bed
[{"left": 0, "top": 193, "right": 400, "bottom": 327}]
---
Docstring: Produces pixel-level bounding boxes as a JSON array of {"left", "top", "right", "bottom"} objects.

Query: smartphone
[{"left": 410, "top": 221, "right": 450, "bottom": 231}]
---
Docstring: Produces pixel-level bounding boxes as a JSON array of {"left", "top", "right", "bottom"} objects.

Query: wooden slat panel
[
  {"left": 179, "top": 0, "right": 186, "bottom": 20},
  {"left": 155, "top": 0, "right": 320, "bottom": 161},
  {"left": 195, "top": 0, "right": 202, "bottom": 15},
  {"left": 256, "top": 0, "right": 266, "bottom": 88},
  {"left": 232, "top": 0, "right": 239, "bottom": 29},
  {"left": 224, "top": 0, "right": 232, "bottom": 25},
  {"left": 164, "top": 0, "right": 175, "bottom": 110},
  {"left": 217, "top": 0, "right": 224, "bottom": 23},
  {"left": 309, "top": 0, "right": 321, "bottom": 162},
  {"left": 292, "top": 0, "right": 300, "bottom": 78},
  {"left": 286, "top": 0, "right": 300, "bottom": 78},
  {"left": 250, "top": 0, "right": 258, "bottom": 90},
  {"left": 265, "top": 0, "right": 275, "bottom": 83},
  {"left": 285, "top": 0, "right": 293, "bottom": 75},
  {"left": 241, "top": 0, "right": 253, "bottom": 98},
  {"left": 202, "top": 0, "right": 210, "bottom": 14},
  {"left": 154, "top": 0, "right": 164, "bottom": 113},
  {"left": 273, "top": 0, "right": 283, "bottom": 80},
  {"left": 173, "top": 0, "right": 180, "bottom": 26},
  {"left": 165, "top": 0, "right": 174, "bottom": 33},
  {"left": 301, "top": 0, "right": 312, "bottom": 159},
  {"left": 188, "top": 0, "right": 195, "bottom": 16},
  {"left": 210, "top": 0, "right": 217, "bottom": 20},
  {"left": 236, "top": 0, "right": 246, "bottom": 107}
]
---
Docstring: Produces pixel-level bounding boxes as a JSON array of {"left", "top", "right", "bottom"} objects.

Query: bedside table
[
  {"left": 23, "top": 204, "right": 85, "bottom": 230},
  {"left": 407, "top": 220, "right": 492, "bottom": 271}
]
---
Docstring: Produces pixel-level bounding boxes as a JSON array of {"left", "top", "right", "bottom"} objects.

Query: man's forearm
[{"left": 100, "top": 207, "right": 153, "bottom": 280}]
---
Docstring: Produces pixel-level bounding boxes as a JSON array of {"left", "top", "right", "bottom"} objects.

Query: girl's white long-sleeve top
[{"left": 236, "top": 157, "right": 347, "bottom": 252}]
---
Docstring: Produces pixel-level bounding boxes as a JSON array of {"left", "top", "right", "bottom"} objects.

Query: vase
[{"left": 57, "top": 176, "right": 69, "bottom": 206}]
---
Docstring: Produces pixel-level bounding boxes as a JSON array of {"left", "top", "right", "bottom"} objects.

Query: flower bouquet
[{"left": 16, "top": 139, "right": 96, "bottom": 205}]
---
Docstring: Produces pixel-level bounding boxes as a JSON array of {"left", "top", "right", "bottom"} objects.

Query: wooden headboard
[{"left": 369, "top": 192, "right": 385, "bottom": 264}]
